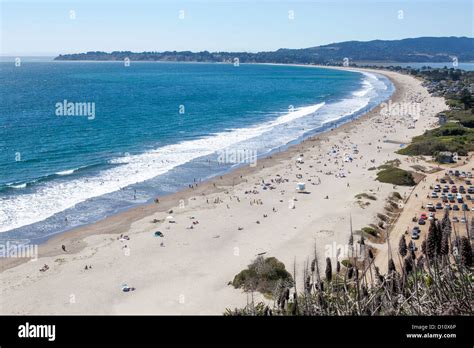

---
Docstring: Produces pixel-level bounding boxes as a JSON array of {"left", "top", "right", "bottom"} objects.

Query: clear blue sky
[{"left": 1, "top": 0, "right": 473, "bottom": 55}]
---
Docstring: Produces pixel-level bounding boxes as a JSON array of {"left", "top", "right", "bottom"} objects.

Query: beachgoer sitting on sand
[{"left": 121, "top": 283, "right": 136, "bottom": 292}]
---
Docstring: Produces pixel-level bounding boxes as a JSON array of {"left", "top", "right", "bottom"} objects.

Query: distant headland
[{"left": 55, "top": 37, "right": 474, "bottom": 64}]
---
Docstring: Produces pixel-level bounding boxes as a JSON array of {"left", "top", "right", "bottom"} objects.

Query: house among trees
[
  {"left": 438, "top": 113, "right": 447, "bottom": 125},
  {"left": 436, "top": 151, "right": 457, "bottom": 163}
]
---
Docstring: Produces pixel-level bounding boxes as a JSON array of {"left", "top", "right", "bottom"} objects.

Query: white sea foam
[
  {"left": 8, "top": 183, "right": 27, "bottom": 189},
  {"left": 56, "top": 169, "right": 76, "bottom": 176},
  {"left": 352, "top": 74, "right": 374, "bottom": 97}
]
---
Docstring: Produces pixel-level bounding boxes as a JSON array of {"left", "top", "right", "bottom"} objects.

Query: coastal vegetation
[
  {"left": 376, "top": 167, "right": 416, "bottom": 186},
  {"left": 361, "top": 226, "right": 378, "bottom": 237},
  {"left": 378, "top": 65, "right": 474, "bottom": 162},
  {"left": 231, "top": 256, "right": 294, "bottom": 296},
  {"left": 355, "top": 193, "right": 377, "bottom": 200},
  {"left": 225, "top": 213, "right": 473, "bottom": 316},
  {"left": 398, "top": 122, "right": 474, "bottom": 157}
]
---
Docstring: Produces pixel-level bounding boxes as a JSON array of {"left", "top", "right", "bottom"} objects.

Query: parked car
[
  {"left": 461, "top": 217, "right": 467, "bottom": 223},
  {"left": 445, "top": 203, "right": 452, "bottom": 210},
  {"left": 466, "top": 194, "right": 471, "bottom": 201},
  {"left": 436, "top": 202, "right": 443, "bottom": 209},
  {"left": 418, "top": 218, "right": 426, "bottom": 225},
  {"left": 427, "top": 203, "right": 435, "bottom": 212},
  {"left": 453, "top": 216, "right": 459, "bottom": 223},
  {"left": 453, "top": 204, "right": 459, "bottom": 211},
  {"left": 412, "top": 227, "right": 420, "bottom": 240},
  {"left": 440, "top": 178, "right": 447, "bottom": 184},
  {"left": 431, "top": 192, "right": 439, "bottom": 198},
  {"left": 462, "top": 204, "right": 469, "bottom": 211},
  {"left": 466, "top": 180, "right": 472, "bottom": 185}
]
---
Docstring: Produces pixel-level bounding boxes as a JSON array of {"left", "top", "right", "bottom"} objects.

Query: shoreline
[
  {"left": 1, "top": 64, "right": 390, "bottom": 268},
  {"left": 0, "top": 61, "right": 390, "bottom": 264},
  {"left": 1, "top": 63, "right": 384, "bottom": 240},
  {"left": 0, "top": 67, "right": 448, "bottom": 315}
]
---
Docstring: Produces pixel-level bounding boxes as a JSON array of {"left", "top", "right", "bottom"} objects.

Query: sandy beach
[{"left": 0, "top": 67, "right": 448, "bottom": 314}]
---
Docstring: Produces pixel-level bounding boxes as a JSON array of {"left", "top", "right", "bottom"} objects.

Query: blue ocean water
[{"left": 0, "top": 61, "right": 393, "bottom": 243}]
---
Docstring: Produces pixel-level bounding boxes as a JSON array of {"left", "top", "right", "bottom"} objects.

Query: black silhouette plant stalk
[
  {"left": 460, "top": 236, "right": 472, "bottom": 267},
  {"left": 399, "top": 235, "right": 407, "bottom": 257},
  {"left": 325, "top": 257, "right": 332, "bottom": 283}
]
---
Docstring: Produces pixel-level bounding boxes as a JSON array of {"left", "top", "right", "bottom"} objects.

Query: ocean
[{"left": 0, "top": 61, "right": 393, "bottom": 243}]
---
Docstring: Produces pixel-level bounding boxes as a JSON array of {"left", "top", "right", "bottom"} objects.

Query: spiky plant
[
  {"left": 460, "top": 236, "right": 473, "bottom": 267},
  {"left": 388, "top": 258, "right": 396, "bottom": 272},
  {"left": 441, "top": 208, "right": 451, "bottom": 234},
  {"left": 399, "top": 235, "right": 407, "bottom": 257},
  {"left": 325, "top": 257, "right": 332, "bottom": 282},
  {"left": 403, "top": 256, "right": 413, "bottom": 275},
  {"left": 440, "top": 230, "right": 450, "bottom": 256},
  {"left": 426, "top": 221, "right": 438, "bottom": 259}
]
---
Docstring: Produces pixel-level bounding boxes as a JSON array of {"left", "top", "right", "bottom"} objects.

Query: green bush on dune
[
  {"left": 232, "top": 256, "right": 293, "bottom": 295},
  {"left": 376, "top": 167, "right": 415, "bottom": 186}
]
